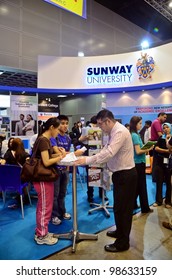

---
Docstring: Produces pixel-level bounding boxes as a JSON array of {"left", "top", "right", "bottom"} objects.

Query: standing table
[{"left": 53, "top": 163, "right": 98, "bottom": 252}]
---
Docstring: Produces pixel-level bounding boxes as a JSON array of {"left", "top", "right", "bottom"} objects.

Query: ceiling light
[
  {"left": 78, "top": 51, "right": 84, "bottom": 57},
  {"left": 57, "top": 95, "right": 67, "bottom": 98},
  {"left": 169, "top": 2, "right": 172, "bottom": 8},
  {"left": 141, "top": 40, "right": 149, "bottom": 50},
  {"left": 0, "top": 6, "right": 9, "bottom": 15}
]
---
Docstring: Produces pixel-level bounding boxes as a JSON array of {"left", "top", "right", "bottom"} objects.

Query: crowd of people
[{"left": 0, "top": 110, "right": 172, "bottom": 251}]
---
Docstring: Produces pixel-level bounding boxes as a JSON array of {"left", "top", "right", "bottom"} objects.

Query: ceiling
[
  {"left": 95, "top": 0, "right": 172, "bottom": 41},
  {"left": 0, "top": 0, "right": 171, "bottom": 89},
  {"left": 0, "top": 68, "right": 37, "bottom": 88}
]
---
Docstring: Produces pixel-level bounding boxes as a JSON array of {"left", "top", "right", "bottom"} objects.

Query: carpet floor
[{"left": 0, "top": 175, "right": 160, "bottom": 260}]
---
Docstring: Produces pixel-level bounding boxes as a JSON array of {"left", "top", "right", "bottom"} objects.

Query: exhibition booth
[
  {"left": 0, "top": 42, "right": 172, "bottom": 152},
  {"left": 0, "top": 40, "right": 172, "bottom": 260},
  {"left": 37, "top": 41, "right": 172, "bottom": 124}
]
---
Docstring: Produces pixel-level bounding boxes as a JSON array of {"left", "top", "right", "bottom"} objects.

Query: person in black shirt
[{"left": 153, "top": 123, "right": 172, "bottom": 208}]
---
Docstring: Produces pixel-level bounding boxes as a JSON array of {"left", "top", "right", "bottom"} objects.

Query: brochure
[
  {"left": 141, "top": 141, "right": 157, "bottom": 150},
  {"left": 81, "top": 127, "right": 102, "bottom": 146}
]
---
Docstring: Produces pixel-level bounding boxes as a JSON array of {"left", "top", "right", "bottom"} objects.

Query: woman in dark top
[
  {"left": 0, "top": 137, "right": 14, "bottom": 164},
  {"left": 33, "top": 117, "right": 65, "bottom": 246},
  {"left": 3, "top": 137, "right": 30, "bottom": 205},
  {"left": 4, "top": 137, "right": 30, "bottom": 166},
  {"left": 153, "top": 122, "right": 172, "bottom": 208},
  {"left": 130, "top": 116, "right": 153, "bottom": 214}
]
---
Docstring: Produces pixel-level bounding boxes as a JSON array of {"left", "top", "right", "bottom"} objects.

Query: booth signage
[
  {"left": 86, "top": 64, "right": 133, "bottom": 86},
  {"left": 38, "top": 96, "right": 60, "bottom": 113},
  {"left": 136, "top": 53, "right": 155, "bottom": 80},
  {"left": 43, "top": 0, "right": 86, "bottom": 18},
  {"left": 38, "top": 43, "right": 172, "bottom": 89}
]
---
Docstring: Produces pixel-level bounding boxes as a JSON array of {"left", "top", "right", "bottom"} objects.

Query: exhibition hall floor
[
  {"left": 46, "top": 205, "right": 172, "bottom": 260},
  {"left": 0, "top": 174, "right": 171, "bottom": 260}
]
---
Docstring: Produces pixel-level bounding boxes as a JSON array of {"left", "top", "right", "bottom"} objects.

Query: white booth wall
[
  {"left": 60, "top": 87, "right": 172, "bottom": 128},
  {"left": 106, "top": 87, "right": 172, "bottom": 124},
  {"left": 37, "top": 42, "right": 172, "bottom": 126}
]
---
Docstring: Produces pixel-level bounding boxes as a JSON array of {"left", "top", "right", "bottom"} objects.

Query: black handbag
[{"left": 21, "top": 137, "right": 58, "bottom": 182}]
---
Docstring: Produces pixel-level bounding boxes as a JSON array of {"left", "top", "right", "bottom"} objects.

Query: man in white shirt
[
  {"left": 75, "top": 109, "right": 137, "bottom": 252},
  {"left": 144, "top": 120, "right": 152, "bottom": 143},
  {"left": 79, "top": 116, "right": 108, "bottom": 202},
  {"left": 15, "top": 114, "right": 26, "bottom": 136}
]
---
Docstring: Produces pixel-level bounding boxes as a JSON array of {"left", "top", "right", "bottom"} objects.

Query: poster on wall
[
  {"left": 108, "top": 104, "right": 172, "bottom": 125},
  {"left": 38, "top": 95, "right": 60, "bottom": 122},
  {"left": 88, "top": 168, "right": 102, "bottom": 187},
  {"left": 38, "top": 112, "right": 58, "bottom": 122},
  {"left": 10, "top": 95, "right": 38, "bottom": 137}
]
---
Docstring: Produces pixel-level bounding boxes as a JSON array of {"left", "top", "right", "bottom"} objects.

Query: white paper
[{"left": 60, "top": 152, "right": 77, "bottom": 163}]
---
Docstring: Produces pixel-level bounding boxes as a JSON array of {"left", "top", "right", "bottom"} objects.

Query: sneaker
[
  {"left": 153, "top": 202, "right": 162, "bottom": 207},
  {"left": 34, "top": 232, "right": 58, "bottom": 245},
  {"left": 52, "top": 217, "right": 62, "bottom": 225},
  {"left": 63, "top": 212, "right": 71, "bottom": 220},
  {"left": 165, "top": 204, "right": 172, "bottom": 209},
  {"left": 35, "top": 232, "right": 53, "bottom": 239}
]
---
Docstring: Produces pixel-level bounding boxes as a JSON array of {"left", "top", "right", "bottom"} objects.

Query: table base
[
  {"left": 89, "top": 201, "right": 113, "bottom": 217},
  {"left": 53, "top": 231, "right": 98, "bottom": 252}
]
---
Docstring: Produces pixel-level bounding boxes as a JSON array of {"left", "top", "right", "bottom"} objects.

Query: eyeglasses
[{"left": 97, "top": 119, "right": 107, "bottom": 127}]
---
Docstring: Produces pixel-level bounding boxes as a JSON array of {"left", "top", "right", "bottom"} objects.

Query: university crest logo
[{"left": 136, "top": 53, "right": 155, "bottom": 79}]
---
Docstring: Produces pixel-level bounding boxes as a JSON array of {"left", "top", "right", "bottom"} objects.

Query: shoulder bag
[{"left": 21, "top": 137, "right": 58, "bottom": 182}]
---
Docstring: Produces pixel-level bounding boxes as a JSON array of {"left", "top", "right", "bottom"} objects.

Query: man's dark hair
[
  {"left": 90, "top": 115, "right": 97, "bottom": 124},
  {"left": 96, "top": 109, "right": 115, "bottom": 121},
  {"left": 125, "top": 123, "right": 130, "bottom": 128},
  {"left": 86, "top": 121, "right": 90, "bottom": 126},
  {"left": 157, "top": 112, "right": 167, "bottom": 117},
  {"left": 58, "top": 115, "right": 69, "bottom": 121},
  {"left": 145, "top": 120, "right": 152, "bottom": 126}
]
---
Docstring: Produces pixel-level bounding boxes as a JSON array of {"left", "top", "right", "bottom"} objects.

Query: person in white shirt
[
  {"left": 22, "top": 114, "right": 35, "bottom": 136},
  {"left": 79, "top": 116, "right": 108, "bottom": 202},
  {"left": 139, "top": 120, "right": 152, "bottom": 144},
  {"left": 75, "top": 109, "right": 137, "bottom": 253},
  {"left": 15, "top": 114, "right": 26, "bottom": 136}
]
